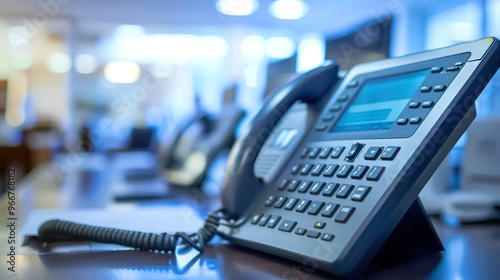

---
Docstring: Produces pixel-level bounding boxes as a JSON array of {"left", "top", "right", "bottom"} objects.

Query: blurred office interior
[{"left": 0, "top": 0, "right": 499, "bottom": 212}]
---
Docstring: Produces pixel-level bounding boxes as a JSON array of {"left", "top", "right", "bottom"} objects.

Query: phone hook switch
[{"left": 345, "top": 142, "right": 364, "bottom": 161}]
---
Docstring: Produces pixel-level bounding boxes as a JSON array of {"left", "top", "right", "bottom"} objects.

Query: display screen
[{"left": 333, "top": 70, "right": 429, "bottom": 133}]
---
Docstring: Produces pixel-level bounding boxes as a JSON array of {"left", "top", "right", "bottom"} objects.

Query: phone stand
[{"left": 366, "top": 198, "right": 444, "bottom": 273}]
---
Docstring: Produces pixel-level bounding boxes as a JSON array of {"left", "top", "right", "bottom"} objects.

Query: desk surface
[{"left": 1, "top": 163, "right": 500, "bottom": 280}]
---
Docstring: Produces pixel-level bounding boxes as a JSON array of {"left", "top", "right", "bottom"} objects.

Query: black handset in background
[{"left": 221, "top": 61, "right": 340, "bottom": 218}]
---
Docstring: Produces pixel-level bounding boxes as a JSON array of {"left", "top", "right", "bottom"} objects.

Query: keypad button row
[
  {"left": 290, "top": 163, "right": 385, "bottom": 181},
  {"left": 276, "top": 180, "right": 371, "bottom": 201},
  {"left": 300, "top": 146, "right": 345, "bottom": 159},
  {"left": 251, "top": 216, "right": 335, "bottom": 241}
]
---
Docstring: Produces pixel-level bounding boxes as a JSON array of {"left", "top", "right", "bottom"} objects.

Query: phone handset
[{"left": 221, "top": 61, "right": 340, "bottom": 219}]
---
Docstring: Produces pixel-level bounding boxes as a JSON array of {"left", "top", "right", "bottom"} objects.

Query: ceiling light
[
  {"left": 47, "top": 53, "right": 72, "bottom": 73},
  {"left": 240, "top": 35, "right": 266, "bottom": 58},
  {"left": 75, "top": 54, "right": 99, "bottom": 74},
  {"left": 296, "top": 37, "right": 325, "bottom": 73},
  {"left": 269, "top": 0, "right": 309, "bottom": 20},
  {"left": 266, "top": 37, "right": 295, "bottom": 59},
  {"left": 216, "top": 0, "right": 259, "bottom": 16},
  {"left": 104, "top": 61, "right": 141, "bottom": 84}
]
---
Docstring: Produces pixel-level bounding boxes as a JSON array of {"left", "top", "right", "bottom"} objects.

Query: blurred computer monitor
[{"left": 325, "top": 17, "right": 392, "bottom": 71}]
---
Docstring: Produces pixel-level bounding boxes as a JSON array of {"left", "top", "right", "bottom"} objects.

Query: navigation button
[
  {"left": 409, "top": 117, "right": 422, "bottom": 124},
  {"left": 295, "top": 227, "right": 307, "bottom": 235},
  {"left": 330, "top": 105, "right": 342, "bottom": 112},
  {"left": 409, "top": 101, "right": 420, "bottom": 108},
  {"left": 364, "top": 147, "right": 383, "bottom": 160},
  {"left": 420, "top": 86, "right": 432, "bottom": 92},
  {"left": 321, "top": 233, "right": 335, "bottom": 241},
  {"left": 314, "top": 221, "right": 326, "bottom": 229},
  {"left": 380, "top": 146, "right": 400, "bottom": 160},
  {"left": 431, "top": 66, "right": 443, "bottom": 73},
  {"left": 306, "top": 230, "right": 321, "bottom": 239},
  {"left": 422, "top": 101, "right": 434, "bottom": 108},
  {"left": 434, "top": 85, "right": 446, "bottom": 91},
  {"left": 278, "top": 220, "right": 297, "bottom": 232},
  {"left": 397, "top": 118, "right": 408, "bottom": 125}
]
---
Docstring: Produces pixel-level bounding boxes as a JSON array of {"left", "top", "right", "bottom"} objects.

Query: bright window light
[
  {"left": 199, "top": 36, "right": 229, "bottom": 59},
  {"left": 266, "top": 37, "right": 295, "bottom": 59},
  {"left": 269, "top": 0, "right": 309, "bottom": 20},
  {"left": 241, "top": 35, "right": 266, "bottom": 58},
  {"left": 244, "top": 66, "right": 260, "bottom": 88},
  {"left": 75, "top": 54, "right": 99, "bottom": 74},
  {"left": 296, "top": 37, "right": 325, "bottom": 73},
  {"left": 47, "top": 53, "right": 72, "bottom": 73},
  {"left": 216, "top": 0, "right": 259, "bottom": 16},
  {"left": 104, "top": 61, "right": 141, "bottom": 84}
]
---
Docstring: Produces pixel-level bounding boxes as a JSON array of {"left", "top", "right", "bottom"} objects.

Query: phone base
[{"left": 366, "top": 198, "right": 444, "bottom": 273}]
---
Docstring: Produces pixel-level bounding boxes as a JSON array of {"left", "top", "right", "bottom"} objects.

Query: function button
[
  {"left": 258, "top": 214, "right": 271, "bottom": 226},
  {"left": 338, "top": 95, "right": 349, "bottom": 102},
  {"left": 291, "top": 164, "right": 302, "bottom": 174},
  {"left": 300, "top": 164, "right": 314, "bottom": 175},
  {"left": 336, "top": 184, "right": 354, "bottom": 198},
  {"left": 287, "top": 179, "right": 301, "bottom": 191},
  {"left": 278, "top": 220, "right": 297, "bottom": 232},
  {"left": 380, "top": 146, "right": 400, "bottom": 160},
  {"left": 307, "top": 201, "right": 325, "bottom": 215},
  {"left": 267, "top": 215, "right": 281, "bottom": 228},
  {"left": 300, "top": 148, "right": 310, "bottom": 158},
  {"left": 322, "top": 183, "right": 339, "bottom": 196},
  {"left": 308, "top": 148, "right": 321, "bottom": 158},
  {"left": 431, "top": 66, "right": 443, "bottom": 73},
  {"left": 347, "top": 80, "right": 359, "bottom": 88},
  {"left": 310, "top": 182, "right": 326, "bottom": 194},
  {"left": 323, "top": 164, "right": 339, "bottom": 177},
  {"left": 315, "top": 125, "right": 328, "bottom": 131},
  {"left": 284, "top": 197, "right": 299, "bottom": 210},
  {"left": 295, "top": 199, "right": 311, "bottom": 212},
  {"left": 330, "top": 105, "right": 342, "bottom": 112},
  {"left": 351, "top": 186, "right": 371, "bottom": 202},
  {"left": 251, "top": 214, "right": 262, "bottom": 224},
  {"left": 434, "top": 85, "right": 446, "bottom": 91},
  {"left": 345, "top": 142, "right": 364, "bottom": 161},
  {"left": 455, "top": 62, "right": 464, "bottom": 66},
  {"left": 337, "top": 165, "right": 354, "bottom": 178},
  {"left": 295, "top": 227, "right": 307, "bottom": 235},
  {"left": 366, "top": 166, "right": 385, "bottom": 181},
  {"left": 422, "top": 101, "right": 434, "bottom": 108},
  {"left": 420, "top": 86, "right": 432, "bottom": 92},
  {"left": 409, "top": 117, "right": 422, "bottom": 124},
  {"left": 446, "top": 66, "right": 460, "bottom": 71},
  {"left": 350, "top": 165, "right": 369, "bottom": 179},
  {"left": 321, "top": 202, "right": 339, "bottom": 217},
  {"left": 306, "top": 230, "right": 321, "bottom": 239},
  {"left": 331, "top": 146, "right": 345, "bottom": 158},
  {"left": 265, "top": 195, "right": 276, "bottom": 206},
  {"left": 409, "top": 101, "right": 420, "bottom": 108},
  {"left": 397, "top": 118, "right": 408, "bottom": 125},
  {"left": 314, "top": 221, "right": 326, "bottom": 229},
  {"left": 322, "top": 114, "right": 335, "bottom": 121},
  {"left": 364, "top": 146, "right": 383, "bottom": 160},
  {"left": 311, "top": 164, "right": 326, "bottom": 176},
  {"left": 321, "top": 233, "right": 335, "bottom": 241},
  {"left": 274, "top": 196, "right": 287, "bottom": 208},
  {"left": 319, "top": 147, "right": 332, "bottom": 159},
  {"left": 278, "top": 179, "right": 289, "bottom": 190},
  {"left": 297, "top": 181, "right": 312, "bottom": 193},
  {"left": 335, "top": 206, "right": 356, "bottom": 223}
]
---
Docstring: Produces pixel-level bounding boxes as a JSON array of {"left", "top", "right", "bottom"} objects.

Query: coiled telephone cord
[{"left": 38, "top": 210, "right": 227, "bottom": 253}]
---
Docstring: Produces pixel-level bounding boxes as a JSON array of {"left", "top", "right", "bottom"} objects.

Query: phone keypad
[{"left": 253, "top": 143, "right": 401, "bottom": 242}]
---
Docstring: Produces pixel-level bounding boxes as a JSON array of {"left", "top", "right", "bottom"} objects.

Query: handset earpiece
[{"left": 221, "top": 61, "right": 340, "bottom": 219}]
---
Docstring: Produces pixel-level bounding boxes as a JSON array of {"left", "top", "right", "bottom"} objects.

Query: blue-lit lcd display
[{"left": 333, "top": 70, "right": 429, "bottom": 133}]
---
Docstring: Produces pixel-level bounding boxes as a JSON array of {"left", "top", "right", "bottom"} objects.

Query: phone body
[{"left": 219, "top": 38, "right": 500, "bottom": 277}]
